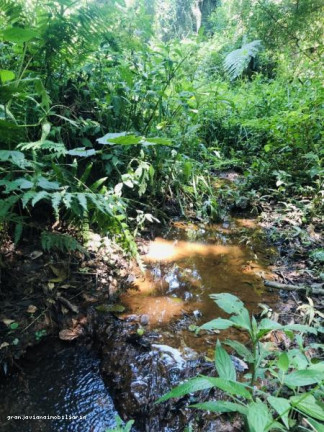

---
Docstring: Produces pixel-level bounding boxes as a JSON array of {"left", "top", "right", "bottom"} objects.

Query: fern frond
[
  {"left": 224, "top": 40, "right": 262, "bottom": 79},
  {"left": 18, "top": 140, "right": 67, "bottom": 157},
  {"left": 51, "top": 192, "right": 62, "bottom": 218},
  {"left": 41, "top": 231, "right": 85, "bottom": 253},
  {"left": 0, "top": 150, "right": 29, "bottom": 168}
]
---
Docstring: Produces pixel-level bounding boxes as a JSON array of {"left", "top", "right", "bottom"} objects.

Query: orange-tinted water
[{"left": 121, "top": 219, "right": 278, "bottom": 355}]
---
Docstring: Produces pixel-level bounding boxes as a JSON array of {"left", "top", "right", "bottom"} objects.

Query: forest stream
[{"left": 0, "top": 217, "right": 282, "bottom": 432}]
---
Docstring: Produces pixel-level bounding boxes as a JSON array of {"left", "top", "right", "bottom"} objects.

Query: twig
[{"left": 264, "top": 279, "right": 324, "bottom": 295}]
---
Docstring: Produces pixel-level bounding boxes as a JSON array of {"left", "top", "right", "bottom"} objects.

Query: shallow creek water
[
  {"left": 0, "top": 341, "right": 119, "bottom": 432},
  {"left": 121, "top": 218, "right": 279, "bottom": 356},
  {"left": 0, "top": 217, "right": 280, "bottom": 431}
]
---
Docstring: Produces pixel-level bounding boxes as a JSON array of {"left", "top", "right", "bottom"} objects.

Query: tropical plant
[
  {"left": 224, "top": 40, "right": 262, "bottom": 80},
  {"left": 157, "top": 293, "right": 324, "bottom": 431}
]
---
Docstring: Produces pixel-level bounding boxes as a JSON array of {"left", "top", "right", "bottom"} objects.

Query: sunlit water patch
[{"left": 121, "top": 218, "right": 278, "bottom": 354}]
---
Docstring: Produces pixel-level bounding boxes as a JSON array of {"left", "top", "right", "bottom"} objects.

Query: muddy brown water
[
  {"left": 121, "top": 219, "right": 279, "bottom": 356},
  {"left": 0, "top": 218, "right": 279, "bottom": 431}
]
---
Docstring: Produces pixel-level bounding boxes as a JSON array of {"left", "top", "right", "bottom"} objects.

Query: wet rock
[
  {"left": 96, "top": 319, "right": 235, "bottom": 432},
  {"left": 140, "top": 314, "right": 149, "bottom": 326}
]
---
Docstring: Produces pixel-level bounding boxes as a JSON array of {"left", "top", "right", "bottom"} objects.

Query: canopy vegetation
[{"left": 0, "top": 0, "right": 323, "bottom": 254}]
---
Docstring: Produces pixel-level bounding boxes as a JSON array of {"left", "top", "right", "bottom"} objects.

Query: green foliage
[
  {"left": 40, "top": 232, "right": 85, "bottom": 254},
  {"left": 0, "top": 0, "right": 323, "bottom": 253},
  {"left": 224, "top": 40, "right": 262, "bottom": 80},
  {"left": 105, "top": 416, "right": 134, "bottom": 432},
  {"left": 158, "top": 294, "right": 324, "bottom": 431}
]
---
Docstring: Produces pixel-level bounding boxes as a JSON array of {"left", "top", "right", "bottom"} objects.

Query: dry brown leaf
[
  {"left": 82, "top": 293, "right": 97, "bottom": 302},
  {"left": 59, "top": 327, "right": 83, "bottom": 341},
  {"left": 262, "top": 330, "right": 291, "bottom": 349}
]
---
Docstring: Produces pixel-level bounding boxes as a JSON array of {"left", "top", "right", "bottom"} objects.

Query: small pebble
[{"left": 140, "top": 315, "right": 150, "bottom": 326}]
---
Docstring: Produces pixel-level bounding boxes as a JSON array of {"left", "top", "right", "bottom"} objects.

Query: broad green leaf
[
  {"left": 205, "top": 377, "right": 252, "bottom": 399},
  {"left": 247, "top": 401, "right": 273, "bottom": 432},
  {"left": 215, "top": 340, "right": 236, "bottom": 381},
  {"left": 308, "top": 362, "right": 324, "bottom": 372},
  {"left": 288, "top": 349, "right": 309, "bottom": 370},
  {"left": 268, "top": 396, "right": 291, "bottom": 429},
  {"left": 284, "top": 370, "right": 324, "bottom": 387},
  {"left": 0, "top": 70, "right": 15, "bottom": 82},
  {"left": 143, "top": 137, "right": 172, "bottom": 146},
  {"left": 284, "top": 324, "right": 317, "bottom": 335},
  {"left": 97, "top": 132, "right": 126, "bottom": 144},
  {"left": 157, "top": 376, "right": 251, "bottom": 404},
  {"left": 277, "top": 352, "right": 289, "bottom": 372},
  {"left": 67, "top": 148, "right": 96, "bottom": 157},
  {"left": 108, "top": 135, "right": 142, "bottom": 145},
  {"left": 156, "top": 376, "right": 216, "bottom": 403},
  {"left": 305, "top": 417, "right": 324, "bottom": 432},
  {"left": 257, "top": 319, "right": 282, "bottom": 339},
  {"left": 191, "top": 401, "right": 247, "bottom": 415},
  {"left": 269, "top": 422, "right": 288, "bottom": 431},
  {"left": 291, "top": 394, "right": 324, "bottom": 421},
  {"left": 97, "top": 132, "right": 141, "bottom": 146},
  {"left": 2, "top": 27, "right": 39, "bottom": 43},
  {"left": 209, "top": 293, "right": 244, "bottom": 314},
  {"left": 230, "top": 307, "right": 251, "bottom": 331},
  {"left": 258, "top": 318, "right": 282, "bottom": 331},
  {"left": 224, "top": 340, "right": 253, "bottom": 363},
  {"left": 198, "top": 318, "right": 234, "bottom": 331},
  {"left": 14, "top": 223, "right": 23, "bottom": 244}
]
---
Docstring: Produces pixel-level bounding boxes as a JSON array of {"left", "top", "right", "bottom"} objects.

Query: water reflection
[{"left": 121, "top": 220, "right": 278, "bottom": 350}]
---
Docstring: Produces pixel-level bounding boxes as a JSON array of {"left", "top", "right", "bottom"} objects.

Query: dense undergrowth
[{"left": 0, "top": 0, "right": 323, "bottom": 254}]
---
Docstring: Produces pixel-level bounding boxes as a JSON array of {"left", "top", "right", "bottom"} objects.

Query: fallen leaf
[
  {"left": 61, "top": 306, "right": 69, "bottom": 314},
  {"left": 2, "top": 319, "right": 15, "bottom": 326},
  {"left": 0, "top": 342, "right": 9, "bottom": 349},
  {"left": 49, "top": 265, "right": 68, "bottom": 283},
  {"left": 59, "top": 284, "right": 72, "bottom": 290},
  {"left": 59, "top": 327, "right": 83, "bottom": 341},
  {"left": 82, "top": 293, "right": 97, "bottom": 302},
  {"left": 30, "top": 251, "right": 43, "bottom": 260},
  {"left": 27, "top": 305, "right": 37, "bottom": 314},
  {"left": 95, "top": 304, "right": 125, "bottom": 313}
]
